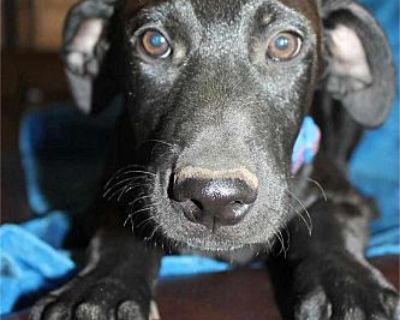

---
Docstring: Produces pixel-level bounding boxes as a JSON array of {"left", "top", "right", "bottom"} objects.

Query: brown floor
[{"left": 4, "top": 256, "right": 400, "bottom": 320}]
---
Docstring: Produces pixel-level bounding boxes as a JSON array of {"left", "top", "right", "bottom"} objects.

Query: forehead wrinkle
[
  {"left": 190, "top": 0, "right": 244, "bottom": 25},
  {"left": 124, "top": 0, "right": 197, "bottom": 23},
  {"left": 275, "top": 0, "right": 321, "bottom": 30}
]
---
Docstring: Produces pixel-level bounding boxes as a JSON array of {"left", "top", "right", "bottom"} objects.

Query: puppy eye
[
  {"left": 266, "top": 31, "right": 303, "bottom": 62},
  {"left": 139, "top": 29, "right": 172, "bottom": 59}
]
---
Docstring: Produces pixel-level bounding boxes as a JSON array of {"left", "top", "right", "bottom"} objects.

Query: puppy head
[{"left": 63, "top": 0, "right": 394, "bottom": 251}]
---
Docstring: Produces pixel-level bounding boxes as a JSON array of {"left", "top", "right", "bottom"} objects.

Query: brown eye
[
  {"left": 266, "top": 32, "right": 302, "bottom": 62},
  {"left": 140, "top": 29, "right": 171, "bottom": 59}
]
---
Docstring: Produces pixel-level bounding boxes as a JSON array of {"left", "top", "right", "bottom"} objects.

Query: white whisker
[{"left": 285, "top": 189, "right": 313, "bottom": 236}]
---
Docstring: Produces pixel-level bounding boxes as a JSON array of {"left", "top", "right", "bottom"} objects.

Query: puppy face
[
  {"left": 64, "top": 0, "right": 393, "bottom": 252},
  {"left": 115, "top": 0, "right": 321, "bottom": 251}
]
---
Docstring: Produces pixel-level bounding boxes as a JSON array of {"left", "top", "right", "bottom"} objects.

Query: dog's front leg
[
  {"left": 31, "top": 214, "right": 162, "bottom": 320},
  {"left": 271, "top": 199, "right": 399, "bottom": 320}
]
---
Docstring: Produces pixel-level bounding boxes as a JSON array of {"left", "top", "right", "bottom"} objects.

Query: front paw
[
  {"left": 293, "top": 256, "right": 399, "bottom": 320},
  {"left": 31, "top": 274, "right": 157, "bottom": 320}
]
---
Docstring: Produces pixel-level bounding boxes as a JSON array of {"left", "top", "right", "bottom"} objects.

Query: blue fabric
[
  {"left": 350, "top": 0, "right": 399, "bottom": 257},
  {"left": 0, "top": 213, "right": 74, "bottom": 315},
  {"left": 1, "top": 0, "right": 398, "bottom": 316},
  {"left": 19, "top": 101, "right": 123, "bottom": 215}
]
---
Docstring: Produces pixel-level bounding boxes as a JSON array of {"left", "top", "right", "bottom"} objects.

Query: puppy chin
[
  {"left": 183, "top": 236, "right": 247, "bottom": 252},
  {"left": 157, "top": 219, "right": 275, "bottom": 253}
]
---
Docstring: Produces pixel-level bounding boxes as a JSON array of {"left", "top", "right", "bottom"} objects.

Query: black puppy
[{"left": 32, "top": 0, "right": 399, "bottom": 319}]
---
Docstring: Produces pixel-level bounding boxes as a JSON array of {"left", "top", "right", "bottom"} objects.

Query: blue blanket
[
  {"left": 349, "top": 0, "right": 399, "bottom": 257},
  {"left": 1, "top": 0, "right": 398, "bottom": 316}
]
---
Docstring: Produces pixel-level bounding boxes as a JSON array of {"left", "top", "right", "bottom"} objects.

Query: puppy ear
[
  {"left": 63, "top": 0, "right": 120, "bottom": 114},
  {"left": 321, "top": 0, "right": 395, "bottom": 127}
]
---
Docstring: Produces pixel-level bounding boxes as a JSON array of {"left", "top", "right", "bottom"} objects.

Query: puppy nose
[{"left": 173, "top": 167, "right": 258, "bottom": 229}]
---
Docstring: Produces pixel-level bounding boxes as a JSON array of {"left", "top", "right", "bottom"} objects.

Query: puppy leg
[
  {"left": 271, "top": 200, "right": 399, "bottom": 320},
  {"left": 31, "top": 215, "right": 162, "bottom": 320}
]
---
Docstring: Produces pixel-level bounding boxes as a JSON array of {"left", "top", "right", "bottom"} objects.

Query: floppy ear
[
  {"left": 321, "top": 0, "right": 395, "bottom": 127},
  {"left": 63, "top": 0, "right": 120, "bottom": 114}
]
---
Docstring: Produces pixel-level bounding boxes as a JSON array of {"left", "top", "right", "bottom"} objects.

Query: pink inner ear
[
  {"left": 70, "top": 18, "right": 104, "bottom": 53},
  {"left": 329, "top": 24, "right": 372, "bottom": 84},
  {"left": 65, "top": 18, "right": 105, "bottom": 76}
]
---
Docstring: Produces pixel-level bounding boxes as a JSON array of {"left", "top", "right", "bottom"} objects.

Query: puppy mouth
[{"left": 103, "top": 160, "right": 293, "bottom": 252}]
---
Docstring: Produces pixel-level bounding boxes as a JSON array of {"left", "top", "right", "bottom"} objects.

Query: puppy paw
[
  {"left": 293, "top": 257, "right": 400, "bottom": 320},
  {"left": 295, "top": 286, "right": 332, "bottom": 320},
  {"left": 31, "top": 275, "right": 154, "bottom": 320}
]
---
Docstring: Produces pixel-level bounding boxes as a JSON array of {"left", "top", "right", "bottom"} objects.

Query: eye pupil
[
  {"left": 150, "top": 33, "right": 166, "bottom": 47},
  {"left": 275, "top": 36, "right": 289, "bottom": 50}
]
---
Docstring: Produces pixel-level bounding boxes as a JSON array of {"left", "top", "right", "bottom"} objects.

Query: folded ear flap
[
  {"left": 321, "top": 0, "right": 395, "bottom": 127},
  {"left": 63, "top": 0, "right": 120, "bottom": 114}
]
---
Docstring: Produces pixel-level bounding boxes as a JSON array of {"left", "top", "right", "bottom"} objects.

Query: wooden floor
[{"left": 5, "top": 256, "right": 400, "bottom": 320}]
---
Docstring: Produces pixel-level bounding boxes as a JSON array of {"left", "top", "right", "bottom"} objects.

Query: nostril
[
  {"left": 231, "top": 200, "right": 244, "bottom": 205},
  {"left": 171, "top": 167, "right": 259, "bottom": 227},
  {"left": 229, "top": 201, "right": 250, "bottom": 214},
  {"left": 191, "top": 199, "right": 204, "bottom": 211},
  {"left": 179, "top": 199, "right": 203, "bottom": 223}
]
